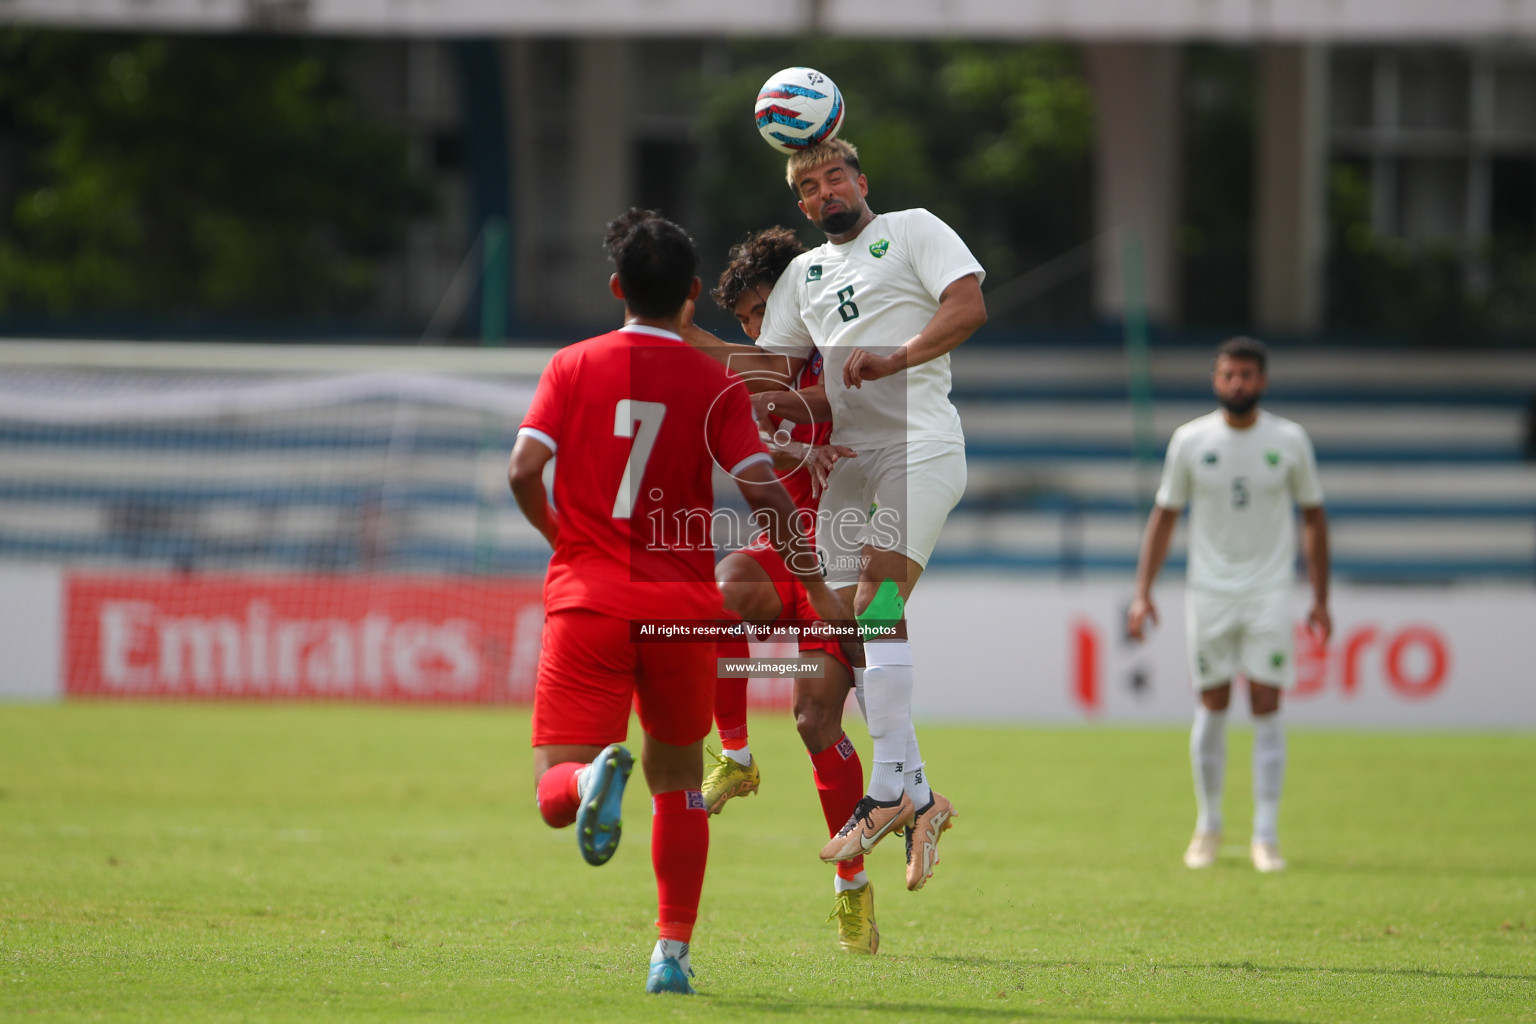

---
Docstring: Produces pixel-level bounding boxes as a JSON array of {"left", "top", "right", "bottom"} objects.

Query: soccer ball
[{"left": 754, "top": 67, "right": 845, "bottom": 154}]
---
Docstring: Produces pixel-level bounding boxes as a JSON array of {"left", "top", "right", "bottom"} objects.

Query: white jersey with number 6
[
  {"left": 1155, "top": 409, "right": 1324, "bottom": 596},
  {"left": 756, "top": 209, "right": 984, "bottom": 450}
]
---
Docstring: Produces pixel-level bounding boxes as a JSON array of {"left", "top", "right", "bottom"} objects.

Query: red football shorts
[
  {"left": 532, "top": 608, "right": 716, "bottom": 748},
  {"left": 739, "top": 538, "right": 853, "bottom": 678}
]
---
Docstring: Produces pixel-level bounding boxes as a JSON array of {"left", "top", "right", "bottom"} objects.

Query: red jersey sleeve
[
  {"left": 706, "top": 369, "right": 771, "bottom": 477},
  {"left": 519, "top": 349, "right": 569, "bottom": 451},
  {"left": 787, "top": 348, "right": 833, "bottom": 449}
]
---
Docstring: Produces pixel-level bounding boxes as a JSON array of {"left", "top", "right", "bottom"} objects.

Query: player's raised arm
[
  {"left": 843, "top": 273, "right": 987, "bottom": 389},
  {"left": 679, "top": 322, "right": 756, "bottom": 361},
  {"left": 896, "top": 272, "right": 989, "bottom": 367},
  {"left": 752, "top": 382, "right": 830, "bottom": 425},
  {"left": 680, "top": 328, "right": 804, "bottom": 393},
  {"left": 676, "top": 300, "right": 737, "bottom": 359},
  {"left": 678, "top": 302, "right": 799, "bottom": 384}
]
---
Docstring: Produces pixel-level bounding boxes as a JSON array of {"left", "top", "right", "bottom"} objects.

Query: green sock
[{"left": 856, "top": 579, "right": 904, "bottom": 641}]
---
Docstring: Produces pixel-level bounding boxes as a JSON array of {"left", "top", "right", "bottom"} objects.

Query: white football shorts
[
  {"left": 816, "top": 440, "right": 967, "bottom": 587},
  {"left": 1184, "top": 587, "right": 1297, "bottom": 690}
]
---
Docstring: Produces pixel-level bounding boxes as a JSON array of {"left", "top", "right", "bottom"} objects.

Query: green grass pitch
[{"left": 1, "top": 703, "right": 1532, "bottom": 1022}]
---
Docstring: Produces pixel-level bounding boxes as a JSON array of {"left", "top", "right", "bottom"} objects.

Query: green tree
[
  {"left": 690, "top": 40, "right": 1096, "bottom": 329},
  {"left": 0, "top": 29, "right": 433, "bottom": 319},
  {"left": 1326, "top": 159, "right": 1536, "bottom": 343},
  {"left": 1178, "top": 46, "right": 1255, "bottom": 328}
]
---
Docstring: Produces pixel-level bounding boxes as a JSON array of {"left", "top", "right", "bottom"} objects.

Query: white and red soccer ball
[{"left": 754, "top": 67, "right": 845, "bottom": 154}]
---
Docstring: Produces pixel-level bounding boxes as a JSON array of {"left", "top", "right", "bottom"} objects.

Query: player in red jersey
[
  {"left": 679, "top": 227, "right": 878, "bottom": 954},
  {"left": 508, "top": 210, "right": 845, "bottom": 996}
]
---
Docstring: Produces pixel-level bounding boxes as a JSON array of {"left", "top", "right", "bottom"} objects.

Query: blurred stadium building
[
  {"left": 9, "top": 1, "right": 1536, "bottom": 333},
  {"left": 1, "top": 2, "right": 1535, "bottom": 724}
]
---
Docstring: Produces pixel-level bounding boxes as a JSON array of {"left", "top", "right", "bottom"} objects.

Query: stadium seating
[
  {"left": 0, "top": 344, "right": 1532, "bottom": 584},
  {"left": 941, "top": 346, "right": 1536, "bottom": 582}
]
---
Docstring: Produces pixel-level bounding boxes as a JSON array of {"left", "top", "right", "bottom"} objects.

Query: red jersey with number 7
[{"left": 518, "top": 325, "right": 770, "bottom": 620}]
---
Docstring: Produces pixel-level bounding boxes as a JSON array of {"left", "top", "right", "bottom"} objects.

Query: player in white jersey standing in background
[
  {"left": 1127, "top": 337, "right": 1331, "bottom": 873},
  {"left": 745, "top": 137, "right": 988, "bottom": 890}
]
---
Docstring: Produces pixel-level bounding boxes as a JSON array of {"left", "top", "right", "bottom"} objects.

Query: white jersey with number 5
[
  {"left": 757, "top": 209, "right": 984, "bottom": 449},
  {"left": 1155, "top": 410, "right": 1324, "bottom": 595}
]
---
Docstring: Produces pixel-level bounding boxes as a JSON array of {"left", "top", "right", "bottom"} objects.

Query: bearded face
[
  {"left": 817, "top": 204, "right": 862, "bottom": 237},
  {"left": 1219, "top": 392, "right": 1260, "bottom": 417},
  {"left": 1212, "top": 355, "right": 1266, "bottom": 418}
]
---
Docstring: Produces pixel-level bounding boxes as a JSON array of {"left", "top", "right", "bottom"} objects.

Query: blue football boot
[
  {"left": 645, "top": 941, "right": 695, "bottom": 995},
  {"left": 575, "top": 743, "right": 633, "bottom": 867}
]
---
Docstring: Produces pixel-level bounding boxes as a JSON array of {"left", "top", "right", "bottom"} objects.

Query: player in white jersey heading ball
[
  {"left": 1128, "top": 337, "right": 1331, "bottom": 873},
  {"left": 740, "top": 137, "right": 988, "bottom": 890}
]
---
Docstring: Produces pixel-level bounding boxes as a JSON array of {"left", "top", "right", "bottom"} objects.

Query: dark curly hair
[
  {"left": 603, "top": 208, "right": 698, "bottom": 318},
  {"left": 711, "top": 226, "right": 807, "bottom": 313}
]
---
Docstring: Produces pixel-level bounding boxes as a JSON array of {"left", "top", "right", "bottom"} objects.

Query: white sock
[
  {"left": 1190, "top": 705, "right": 1227, "bottom": 833},
  {"left": 903, "top": 724, "right": 932, "bottom": 807},
  {"left": 651, "top": 938, "right": 691, "bottom": 976},
  {"left": 852, "top": 666, "right": 868, "bottom": 722},
  {"left": 863, "top": 642, "right": 914, "bottom": 802},
  {"left": 724, "top": 746, "right": 752, "bottom": 766},
  {"left": 1252, "top": 712, "right": 1286, "bottom": 843},
  {"left": 834, "top": 870, "right": 869, "bottom": 892},
  {"left": 868, "top": 760, "right": 904, "bottom": 802}
]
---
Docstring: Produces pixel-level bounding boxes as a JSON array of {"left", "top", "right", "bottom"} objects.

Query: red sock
[
  {"left": 651, "top": 789, "right": 709, "bottom": 942},
  {"left": 535, "top": 761, "right": 583, "bottom": 828},
  {"left": 809, "top": 733, "right": 866, "bottom": 880},
  {"left": 716, "top": 640, "right": 750, "bottom": 749}
]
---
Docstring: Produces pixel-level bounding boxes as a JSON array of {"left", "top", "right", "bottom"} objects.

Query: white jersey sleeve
[
  {"left": 900, "top": 209, "right": 987, "bottom": 298},
  {"left": 1154, "top": 425, "right": 1192, "bottom": 509},
  {"left": 1288, "top": 426, "right": 1324, "bottom": 507},
  {"left": 757, "top": 255, "right": 815, "bottom": 360}
]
